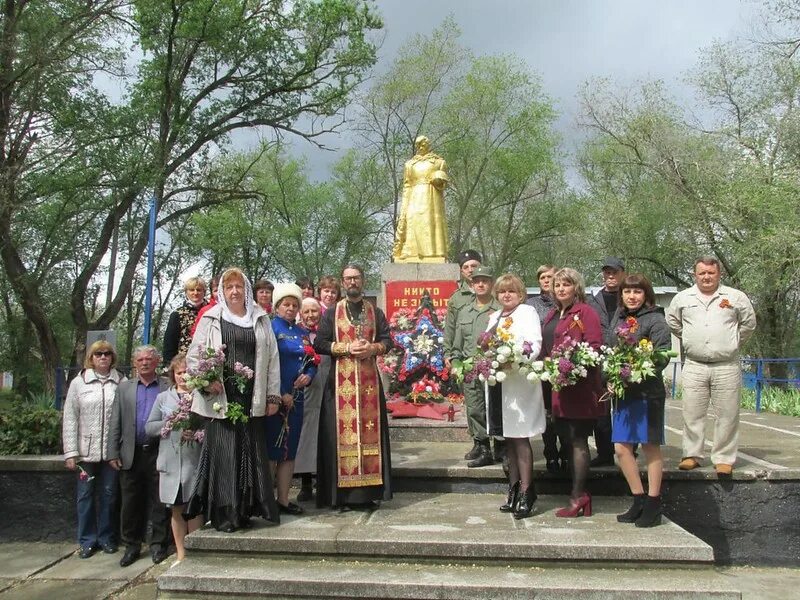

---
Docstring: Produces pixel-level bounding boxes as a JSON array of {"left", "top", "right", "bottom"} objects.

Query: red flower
[
  {"left": 719, "top": 298, "right": 732, "bottom": 309},
  {"left": 625, "top": 316, "right": 639, "bottom": 333}
]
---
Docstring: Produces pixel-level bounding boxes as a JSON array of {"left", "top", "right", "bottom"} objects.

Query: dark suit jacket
[{"left": 107, "top": 377, "right": 168, "bottom": 470}]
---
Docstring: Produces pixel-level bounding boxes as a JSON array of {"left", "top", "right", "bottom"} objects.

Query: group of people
[
  {"left": 62, "top": 265, "right": 393, "bottom": 565},
  {"left": 61, "top": 250, "right": 756, "bottom": 562},
  {"left": 444, "top": 250, "right": 756, "bottom": 526}
]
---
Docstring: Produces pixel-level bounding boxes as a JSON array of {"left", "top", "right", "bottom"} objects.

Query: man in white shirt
[{"left": 666, "top": 257, "right": 757, "bottom": 477}]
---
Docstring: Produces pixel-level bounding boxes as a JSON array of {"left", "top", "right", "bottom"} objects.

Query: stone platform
[
  {"left": 159, "top": 492, "right": 738, "bottom": 599},
  {"left": 387, "top": 398, "right": 800, "bottom": 566}
]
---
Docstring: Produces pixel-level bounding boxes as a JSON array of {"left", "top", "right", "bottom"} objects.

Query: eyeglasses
[{"left": 93, "top": 351, "right": 113, "bottom": 357}]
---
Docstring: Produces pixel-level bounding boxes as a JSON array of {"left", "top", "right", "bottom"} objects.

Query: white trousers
[{"left": 681, "top": 359, "right": 741, "bottom": 465}]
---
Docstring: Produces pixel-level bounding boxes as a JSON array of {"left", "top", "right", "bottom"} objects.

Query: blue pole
[
  {"left": 55, "top": 367, "right": 63, "bottom": 410},
  {"left": 142, "top": 197, "right": 157, "bottom": 344},
  {"left": 755, "top": 359, "right": 764, "bottom": 413}
]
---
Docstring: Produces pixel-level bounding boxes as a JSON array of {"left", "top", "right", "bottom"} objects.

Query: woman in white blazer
[{"left": 485, "top": 273, "right": 545, "bottom": 519}]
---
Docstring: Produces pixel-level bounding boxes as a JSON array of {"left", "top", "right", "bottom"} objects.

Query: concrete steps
[
  {"left": 157, "top": 493, "right": 740, "bottom": 599},
  {"left": 158, "top": 557, "right": 740, "bottom": 599}
]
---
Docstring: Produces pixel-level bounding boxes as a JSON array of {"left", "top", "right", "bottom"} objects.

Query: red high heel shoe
[{"left": 555, "top": 493, "right": 592, "bottom": 518}]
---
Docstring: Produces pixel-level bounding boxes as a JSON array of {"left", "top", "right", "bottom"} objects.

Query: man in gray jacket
[
  {"left": 108, "top": 345, "right": 170, "bottom": 567},
  {"left": 667, "top": 257, "right": 756, "bottom": 477}
]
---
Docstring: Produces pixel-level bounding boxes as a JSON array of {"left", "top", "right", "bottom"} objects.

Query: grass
[{"left": 740, "top": 386, "right": 800, "bottom": 417}]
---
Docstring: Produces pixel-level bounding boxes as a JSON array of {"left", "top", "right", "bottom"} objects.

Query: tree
[
  {"left": 577, "top": 51, "right": 800, "bottom": 357},
  {"left": 0, "top": 0, "right": 382, "bottom": 390},
  {"left": 354, "top": 20, "right": 567, "bottom": 277},
  {"left": 191, "top": 145, "right": 391, "bottom": 284}
]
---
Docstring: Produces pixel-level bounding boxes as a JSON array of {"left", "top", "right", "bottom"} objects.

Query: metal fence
[{"left": 668, "top": 358, "right": 800, "bottom": 413}]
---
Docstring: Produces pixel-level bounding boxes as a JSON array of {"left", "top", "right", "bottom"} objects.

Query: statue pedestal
[
  {"left": 377, "top": 262, "right": 460, "bottom": 402},
  {"left": 378, "top": 263, "right": 460, "bottom": 316}
]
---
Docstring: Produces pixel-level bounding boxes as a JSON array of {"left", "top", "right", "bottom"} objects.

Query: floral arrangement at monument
[{"left": 379, "top": 291, "right": 462, "bottom": 418}]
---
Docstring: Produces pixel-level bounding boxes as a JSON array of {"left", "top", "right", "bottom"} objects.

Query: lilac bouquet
[
  {"left": 161, "top": 392, "right": 205, "bottom": 445},
  {"left": 230, "top": 361, "right": 255, "bottom": 393},
  {"left": 184, "top": 345, "right": 226, "bottom": 391},
  {"left": 542, "top": 336, "right": 601, "bottom": 391}
]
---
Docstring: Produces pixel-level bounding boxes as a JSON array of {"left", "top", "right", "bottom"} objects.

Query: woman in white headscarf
[{"left": 184, "top": 267, "right": 282, "bottom": 532}]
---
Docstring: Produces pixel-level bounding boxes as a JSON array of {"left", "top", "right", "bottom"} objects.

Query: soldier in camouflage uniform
[
  {"left": 443, "top": 249, "right": 482, "bottom": 357},
  {"left": 448, "top": 266, "right": 500, "bottom": 467}
]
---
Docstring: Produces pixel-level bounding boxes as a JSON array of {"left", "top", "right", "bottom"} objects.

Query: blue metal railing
[
  {"left": 669, "top": 358, "right": 800, "bottom": 413},
  {"left": 741, "top": 358, "right": 800, "bottom": 413}
]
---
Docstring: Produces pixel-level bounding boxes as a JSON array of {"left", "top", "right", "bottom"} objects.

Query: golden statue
[{"left": 392, "top": 136, "right": 449, "bottom": 263}]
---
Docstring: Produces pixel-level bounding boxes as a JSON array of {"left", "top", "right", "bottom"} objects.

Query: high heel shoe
[
  {"left": 499, "top": 480, "right": 520, "bottom": 513},
  {"left": 555, "top": 492, "right": 592, "bottom": 518},
  {"left": 513, "top": 484, "right": 538, "bottom": 520}
]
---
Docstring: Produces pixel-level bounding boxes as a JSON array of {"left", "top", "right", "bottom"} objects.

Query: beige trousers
[{"left": 681, "top": 359, "right": 742, "bottom": 465}]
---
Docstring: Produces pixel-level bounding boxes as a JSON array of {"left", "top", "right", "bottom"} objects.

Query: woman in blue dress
[
  {"left": 266, "top": 283, "right": 317, "bottom": 515},
  {"left": 610, "top": 274, "right": 672, "bottom": 528}
]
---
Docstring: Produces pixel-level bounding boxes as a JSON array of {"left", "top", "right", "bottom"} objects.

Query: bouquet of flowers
[
  {"left": 275, "top": 339, "right": 321, "bottom": 453},
  {"left": 456, "top": 316, "right": 540, "bottom": 386},
  {"left": 230, "top": 362, "right": 254, "bottom": 393},
  {"left": 301, "top": 338, "right": 322, "bottom": 369},
  {"left": 184, "top": 345, "right": 226, "bottom": 391},
  {"left": 160, "top": 392, "right": 205, "bottom": 445},
  {"left": 601, "top": 316, "right": 678, "bottom": 400},
  {"left": 409, "top": 375, "right": 445, "bottom": 403},
  {"left": 542, "top": 336, "right": 602, "bottom": 392}
]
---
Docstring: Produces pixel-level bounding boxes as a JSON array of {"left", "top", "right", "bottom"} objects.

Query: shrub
[
  {"left": 0, "top": 398, "right": 62, "bottom": 455},
  {"left": 741, "top": 387, "right": 800, "bottom": 417}
]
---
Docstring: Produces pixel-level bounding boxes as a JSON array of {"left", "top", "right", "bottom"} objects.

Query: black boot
[
  {"left": 513, "top": 484, "right": 538, "bottom": 520},
  {"left": 467, "top": 441, "right": 493, "bottom": 468},
  {"left": 616, "top": 493, "right": 646, "bottom": 523},
  {"left": 297, "top": 474, "right": 314, "bottom": 502},
  {"left": 499, "top": 481, "right": 520, "bottom": 513},
  {"left": 464, "top": 440, "right": 481, "bottom": 461},
  {"left": 635, "top": 495, "right": 662, "bottom": 528}
]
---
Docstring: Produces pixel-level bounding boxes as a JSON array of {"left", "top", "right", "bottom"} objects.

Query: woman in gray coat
[{"left": 145, "top": 354, "right": 203, "bottom": 562}]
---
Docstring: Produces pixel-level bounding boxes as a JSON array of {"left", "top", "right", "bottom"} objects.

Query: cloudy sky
[{"left": 281, "top": 0, "right": 762, "bottom": 181}]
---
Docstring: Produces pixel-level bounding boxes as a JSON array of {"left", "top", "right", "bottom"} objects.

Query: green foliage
[
  {"left": 0, "top": 399, "right": 62, "bottom": 455},
  {"left": 741, "top": 387, "right": 800, "bottom": 417},
  {"left": 191, "top": 145, "right": 391, "bottom": 282},
  {"left": 356, "top": 19, "right": 567, "bottom": 277},
  {"left": 576, "top": 36, "right": 800, "bottom": 357}
]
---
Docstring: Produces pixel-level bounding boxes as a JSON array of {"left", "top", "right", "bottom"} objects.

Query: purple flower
[
  {"left": 558, "top": 358, "right": 573, "bottom": 374},
  {"left": 522, "top": 341, "right": 533, "bottom": 356},
  {"left": 620, "top": 364, "right": 632, "bottom": 380}
]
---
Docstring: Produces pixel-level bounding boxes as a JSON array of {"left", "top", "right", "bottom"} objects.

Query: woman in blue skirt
[
  {"left": 266, "top": 283, "right": 317, "bottom": 515},
  {"left": 610, "top": 274, "right": 672, "bottom": 528}
]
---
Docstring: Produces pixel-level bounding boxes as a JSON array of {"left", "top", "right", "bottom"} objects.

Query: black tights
[
  {"left": 557, "top": 418, "right": 593, "bottom": 499},
  {"left": 506, "top": 438, "right": 533, "bottom": 492}
]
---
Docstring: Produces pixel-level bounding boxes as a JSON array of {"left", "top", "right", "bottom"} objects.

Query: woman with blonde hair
[
  {"left": 145, "top": 353, "right": 204, "bottom": 563},
  {"left": 163, "top": 276, "right": 208, "bottom": 364},
  {"left": 541, "top": 268, "right": 604, "bottom": 518},
  {"left": 184, "top": 267, "right": 282, "bottom": 531},
  {"left": 62, "top": 340, "right": 125, "bottom": 558},
  {"left": 485, "top": 274, "right": 546, "bottom": 519}
]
